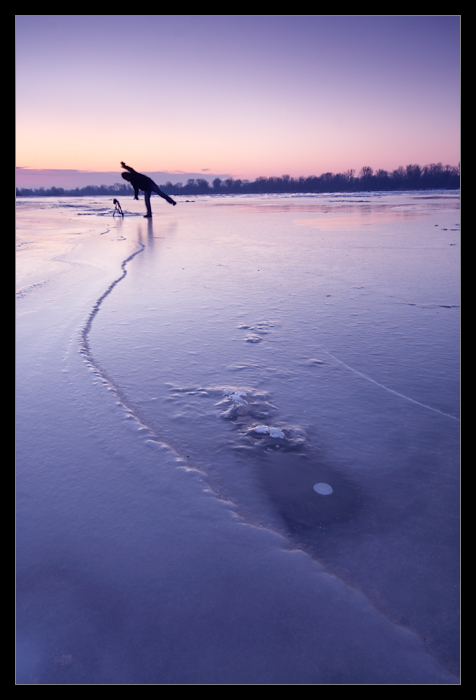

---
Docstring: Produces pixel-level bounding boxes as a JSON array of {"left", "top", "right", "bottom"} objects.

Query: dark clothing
[
  {"left": 120, "top": 163, "right": 176, "bottom": 207},
  {"left": 121, "top": 167, "right": 156, "bottom": 198}
]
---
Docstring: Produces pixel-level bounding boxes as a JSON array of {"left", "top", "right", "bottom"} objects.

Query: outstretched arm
[{"left": 120, "top": 162, "right": 137, "bottom": 175}]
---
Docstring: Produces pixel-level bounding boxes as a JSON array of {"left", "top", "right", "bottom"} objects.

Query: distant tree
[
  {"left": 321, "top": 172, "right": 334, "bottom": 185},
  {"left": 405, "top": 164, "right": 422, "bottom": 188},
  {"left": 359, "top": 166, "right": 373, "bottom": 182},
  {"left": 425, "top": 163, "right": 443, "bottom": 177},
  {"left": 196, "top": 178, "right": 211, "bottom": 193},
  {"left": 281, "top": 174, "right": 291, "bottom": 191},
  {"left": 374, "top": 169, "right": 389, "bottom": 189},
  {"left": 344, "top": 169, "right": 355, "bottom": 182}
]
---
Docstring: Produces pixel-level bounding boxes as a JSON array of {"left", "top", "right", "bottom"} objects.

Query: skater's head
[{"left": 121, "top": 172, "right": 132, "bottom": 183}]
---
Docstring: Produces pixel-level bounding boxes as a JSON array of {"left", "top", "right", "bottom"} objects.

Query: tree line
[
  {"left": 15, "top": 183, "right": 135, "bottom": 198},
  {"left": 16, "top": 162, "right": 459, "bottom": 198}
]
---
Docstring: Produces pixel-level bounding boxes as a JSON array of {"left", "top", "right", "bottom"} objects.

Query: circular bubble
[{"left": 313, "top": 482, "right": 333, "bottom": 495}]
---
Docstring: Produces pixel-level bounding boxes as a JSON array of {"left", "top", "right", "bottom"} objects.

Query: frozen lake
[{"left": 16, "top": 191, "right": 460, "bottom": 684}]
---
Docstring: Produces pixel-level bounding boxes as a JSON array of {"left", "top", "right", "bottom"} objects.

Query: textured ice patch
[
  {"left": 215, "top": 388, "right": 306, "bottom": 450},
  {"left": 223, "top": 389, "right": 252, "bottom": 415},
  {"left": 305, "top": 358, "right": 326, "bottom": 366},
  {"left": 168, "top": 385, "right": 277, "bottom": 422},
  {"left": 239, "top": 320, "right": 274, "bottom": 333},
  {"left": 217, "top": 388, "right": 277, "bottom": 421},
  {"left": 239, "top": 320, "right": 275, "bottom": 343}
]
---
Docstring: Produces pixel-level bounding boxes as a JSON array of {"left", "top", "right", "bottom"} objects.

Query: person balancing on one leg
[{"left": 120, "top": 162, "right": 177, "bottom": 218}]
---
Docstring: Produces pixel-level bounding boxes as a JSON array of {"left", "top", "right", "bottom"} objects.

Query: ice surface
[{"left": 16, "top": 192, "right": 460, "bottom": 683}]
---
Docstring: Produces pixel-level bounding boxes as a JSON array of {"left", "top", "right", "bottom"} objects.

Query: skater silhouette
[
  {"left": 121, "top": 162, "right": 176, "bottom": 218},
  {"left": 112, "top": 198, "right": 124, "bottom": 217}
]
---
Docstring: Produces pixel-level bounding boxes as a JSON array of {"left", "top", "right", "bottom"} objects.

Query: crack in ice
[{"left": 317, "top": 347, "right": 459, "bottom": 421}]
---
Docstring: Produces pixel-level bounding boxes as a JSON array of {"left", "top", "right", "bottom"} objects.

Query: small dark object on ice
[{"left": 113, "top": 199, "right": 124, "bottom": 217}]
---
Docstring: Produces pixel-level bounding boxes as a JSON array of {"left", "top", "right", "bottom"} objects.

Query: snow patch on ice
[
  {"left": 250, "top": 425, "right": 285, "bottom": 439},
  {"left": 246, "top": 423, "right": 306, "bottom": 451}
]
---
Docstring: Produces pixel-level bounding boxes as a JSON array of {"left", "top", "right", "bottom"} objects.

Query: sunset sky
[{"left": 16, "top": 16, "right": 460, "bottom": 188}]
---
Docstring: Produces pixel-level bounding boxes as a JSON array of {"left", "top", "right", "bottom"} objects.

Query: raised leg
[{"left": 151, "top": 184, "right": 176, "bottom": 206}]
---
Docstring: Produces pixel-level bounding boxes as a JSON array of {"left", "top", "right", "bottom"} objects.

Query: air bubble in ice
[{"left": 313, "top": 483, "right": 333, "bottom": 495}]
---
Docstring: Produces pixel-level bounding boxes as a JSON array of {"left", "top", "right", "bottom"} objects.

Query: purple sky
[{"left": 16, "top": 16, "right": 460, "bottom": 188}]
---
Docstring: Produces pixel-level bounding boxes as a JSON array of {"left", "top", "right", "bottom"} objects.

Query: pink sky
[{"left": 16, "top": 16, "right": 460, "bottom": 188}]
